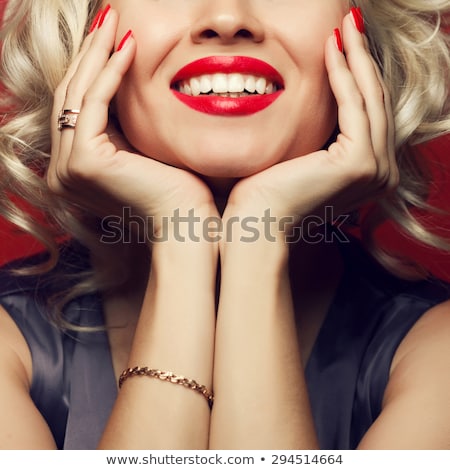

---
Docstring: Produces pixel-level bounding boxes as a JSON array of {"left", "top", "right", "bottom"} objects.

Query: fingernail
[
  {"left": 333, "top": 28, "right": 343, "bottom": 53},
  {"left": 98, "top": 4, "right": 111, "bottom": 28},
  {"left": 117, "top": 30, "right": 133, "bottom": 51},
  {"left": 89, "top": 9, "right": 103, "bottom": 33},
  {"left": 350, "top": 7, "right": 365, "bottom": 34}
]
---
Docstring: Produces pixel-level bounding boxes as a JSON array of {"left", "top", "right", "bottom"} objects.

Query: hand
[
  {"left": 224, "top": 12, "right": 398, "bottom": 235},
  {"left": 47, "top": 8, "right": 215, "bottom": 237}
]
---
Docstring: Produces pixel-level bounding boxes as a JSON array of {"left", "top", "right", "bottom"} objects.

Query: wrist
[
  {"left": 219, "top": 227, "right": 290, "bottom": 288},
  {"left": 149, "top": 204, "right": 220, "bottom": 246},
  {"left": 220, "top": 205, "right": 290, "bottom": 259}
]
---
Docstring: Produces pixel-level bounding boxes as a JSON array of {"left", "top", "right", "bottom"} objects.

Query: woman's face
[{"left": 109, "top": 0, "right": 349, "bottom": 178}]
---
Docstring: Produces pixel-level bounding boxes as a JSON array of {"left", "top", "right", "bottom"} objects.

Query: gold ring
[{"left": 58, "top": 109, "right": 80, "bottom": 131}]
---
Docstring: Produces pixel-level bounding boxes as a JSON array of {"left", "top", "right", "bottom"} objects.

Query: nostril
[
  {"left": 236, "top": 29, "right": 253, "bottom": 39},
  {"left": 201, "top": 29, "right": 219, "bottom": 39},
  {"left": 198, "top": 28, "right": 254, "bottom": 40}
]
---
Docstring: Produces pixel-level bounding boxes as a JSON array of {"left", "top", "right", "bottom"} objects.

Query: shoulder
[
  {"left": 0, "top": 241, "right": 92, "bottom": 385},
  {"left": 0, "top": 302, "right": 58, "bottom": 448},
  {"left": 0, "top": 302, "right": 33, "bottom": 388},
  {"left": 390, "top": 298, "right": 450, "bottom": 381},
  {"left": 0, "top": 243, "right": 82, "bottom": 374},
  {"left": 365, "top": 299, "right": 450, "bottom": 448}
]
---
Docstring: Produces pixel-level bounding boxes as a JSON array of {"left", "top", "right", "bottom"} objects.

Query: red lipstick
[{"left": 171, "top": 56, "right": 284, "bottom": 116}]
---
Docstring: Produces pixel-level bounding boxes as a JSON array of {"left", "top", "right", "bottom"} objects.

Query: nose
[{"left": 190, "top": 0, "right": 265, "bottom": 44}]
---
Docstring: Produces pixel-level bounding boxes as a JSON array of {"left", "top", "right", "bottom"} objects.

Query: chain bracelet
[{"left": 118, "top": 366, "right": 214, "bottom": 408}]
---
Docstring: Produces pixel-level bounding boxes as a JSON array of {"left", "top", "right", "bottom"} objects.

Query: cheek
[
  {"left": 115, "top": 80, "right": 161, "bottom": 154},
  {"left": 284, "top": 81, "right": 338, "bottom": 160},
  {"left": 271, "top": 2, "right": 345, "bottom": 48}
]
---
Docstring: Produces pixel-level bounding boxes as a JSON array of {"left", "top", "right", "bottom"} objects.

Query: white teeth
[
  {"left": 255, "top": 77, "right": 267, "bottom": 95},
  {"left": 184, "top": 83, "right": 192, "bottom": 96},
  {"left": 265, "top": 82, "right": 274, "bottom": 94},
  {"left": 177, "top": 73, "right": 278, "bottom": 96},
  {"left": 244, "top": 75, "right": 256, "bottom": 93},
  {"left": 212, "top": 73, "right": 228, "bottom": 93},
  {"left": 228, "top": 73, "right": 245, "bottom": 93},
  {"left": 190, "top": 77, "right": 201, "bottom": 96},
  {"left": 199, "top": 75, "right": 212, "bottom": 94}
]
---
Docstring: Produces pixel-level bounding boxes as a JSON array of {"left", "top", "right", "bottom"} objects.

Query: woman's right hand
[{"left": 48, "top": 7, "right": 216, "bottom": 237}]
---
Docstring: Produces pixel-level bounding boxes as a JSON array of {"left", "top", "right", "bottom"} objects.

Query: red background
[{"left": 0, "top": 2, "right": 449, "bottom": 280}]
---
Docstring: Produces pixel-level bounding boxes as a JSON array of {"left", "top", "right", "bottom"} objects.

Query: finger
[
  {"left": 324, "top": 30, "right": 373, "bottom": 162},
  {"left": 52, "top": 30, "right": 136, "bottom": 191},
  {"left": 49, "top": 30, "right": 98, "bottom": 194},
  {"left": 49, "top": 9, "right": 120, "bottom": 195},
  {"left": 342, "top": 13, "right": 393, "bottom": 181},
  {"left": 50, "top": 33, "right": 95, "bottom": 156},
  {"left": 368, "top": 54, "right": 398, "bottom": 189},
  {"left": 58, "top": 10, "right": 119, "bottom": 155},
  {"left": 73, "top": 31, "right": 136, "bottom": 146},
  {"left": 49, "top": 8, "right": 118, "bottom": 195}
]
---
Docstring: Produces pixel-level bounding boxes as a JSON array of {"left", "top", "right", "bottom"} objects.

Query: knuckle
[
  {"left": 372, "top": 82, "right": 385, "bottom": 103},
  {"left": 46, "top": 168, "right": 66, "bottom": 196},
  {"left": 53, "top": 85, "right": 68, "bottom": 116},
  {"left": 348, "top": 88, "right": 365, "bottom": 110},
  {"left": 64, "top": 80, "right": 85, "bottom": 104},
  {"left": 65, "top": 156, "right": 91, "bottom": 183},
  {"left": 65, "top": 147, "right": 103, "bottom": 184},
  {"left": 371, "top": 167, "right": 400, "bottom": 196},
  {"left": 82, "top": 87, "right": 104, "bottom": 108},
  {"left": 47, "top": 156, "right": 88, "bottom": 193},
  {"left": 375, "top": 169, "right": 391, "bottom": 189},
  {"left": 386, "top": 167, "right": 400, "bottom": 192},
  {"left": 53, "top": 83, "right": 67, "bottom": 106},
  {"left": 375, "top": 156, "right": 400, "bottom": 192}
]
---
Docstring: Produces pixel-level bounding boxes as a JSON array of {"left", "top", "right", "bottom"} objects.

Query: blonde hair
[
  {"left": 356, "top": 0, "right": 450, "bottom": 276},
  {"left": 0, "top": 1, "right": 99, "bottom": 262},
  {"left": 0, "top": 0, "right": 449, "bottom": 317}
]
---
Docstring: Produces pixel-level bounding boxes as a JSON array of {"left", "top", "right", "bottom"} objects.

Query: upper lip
[{"left": 171, "top": 56, "right": 285, "bottom": 91}]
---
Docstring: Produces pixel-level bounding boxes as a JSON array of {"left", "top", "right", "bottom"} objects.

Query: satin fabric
[{"left": 0, "top": 239, "right": 448, "bottom": 449}]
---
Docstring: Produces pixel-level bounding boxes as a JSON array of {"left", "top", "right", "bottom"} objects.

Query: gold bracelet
[{"left": 119, "top": 366, "right": 214, "bottom": 408}]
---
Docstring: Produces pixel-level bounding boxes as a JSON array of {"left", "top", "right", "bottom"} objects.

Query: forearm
[
  {"left": 99, "top": 216, "right": 218, "bottom": 450},
  {"left": 210, "top": 227, "right": 318, "bottom": 449}
]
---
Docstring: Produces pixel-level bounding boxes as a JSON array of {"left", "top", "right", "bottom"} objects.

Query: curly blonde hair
[
  {"left": 355, "top": 0, "right": 450, "bottom": 275},
  {"left": 0, "top": 0, "right": 449, "bottom": 313}
]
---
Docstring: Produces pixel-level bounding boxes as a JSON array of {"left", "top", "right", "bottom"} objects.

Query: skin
[
  {"left": 0, "top": 0, "right": 450, "bottom": 449},
  {"left": 112, "top": 0, "right": 345, "bottom": 178}
]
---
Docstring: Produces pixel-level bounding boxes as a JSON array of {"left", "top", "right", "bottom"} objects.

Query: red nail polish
[
  {"left": 351, "top": 7, "right": 365, "bottom": 34},
  {"left": 89, "top": 9, "right": 103, "bottom": 33},
  {"left": 117, "top": 30, "right": 133, "bottom": 51},
  {"left": 334, "top": 28, "right": 343, "bottom": 53},
  {"left": 98, "top": 4, "right": 111, "bottom": 28}
]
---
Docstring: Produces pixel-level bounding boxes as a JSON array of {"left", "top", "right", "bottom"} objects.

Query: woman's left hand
[{"left": 224, "top": 12, "right": 398, "bottom": 236}]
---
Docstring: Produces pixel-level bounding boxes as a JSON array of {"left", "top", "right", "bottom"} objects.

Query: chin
[
  {"left": 172, "top": 136, "right": 286, "bottom": 178},
  {"left": 182, "top": 149, "right": 282, "bottom": 178},
  {"left": 188, "top": 157, "right": 270, "bottom": 178}
]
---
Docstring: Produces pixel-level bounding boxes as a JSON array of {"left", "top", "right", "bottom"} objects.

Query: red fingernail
[
  {"left": 333, "top": 28, "right": 343, "bottom": 53},
  {"left": 89, "top": 9, "right": 103, "bottom": 33},
  {"left": 351, "top": 7, "right": 365, "bottom": 34},
  {"left": 98, "top": 4, "right": 111, "bottom": 28},
  {"left": 117, "top": 30, "right": 133, "bottom": 51}
]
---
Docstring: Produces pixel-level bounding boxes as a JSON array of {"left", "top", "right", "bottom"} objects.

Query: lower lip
[{"left": 171, "top": 90, "right": 283, "bottom": 116}]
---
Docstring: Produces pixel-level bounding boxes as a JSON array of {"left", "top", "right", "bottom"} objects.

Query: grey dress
[{"left": 0, "top": 239, "right": 448, "bottom": 449}]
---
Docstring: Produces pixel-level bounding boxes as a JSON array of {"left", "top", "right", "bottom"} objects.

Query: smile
[{"left": 171, "top": 56, "right": 284, "bottom": 116}]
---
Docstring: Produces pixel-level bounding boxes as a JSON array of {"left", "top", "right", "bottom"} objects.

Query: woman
[{"left": 0, "top": 0, "right": 449, "bottom": 449}]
